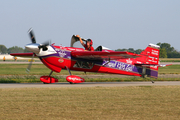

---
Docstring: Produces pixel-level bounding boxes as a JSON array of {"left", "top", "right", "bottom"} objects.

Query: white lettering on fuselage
[
  {"left": 107, "top": 61, "right": 134, "bottom": 72},
  {"left": 148, "top": 56, "right": 158, "bottom": 63},
  {"left": 116, "top": 62, "right": 126, "bottom": 70},
  {"left": 151, "top": 50, "right": 159, "bottom": 56},
  {"left": 125, "top": 64, "right": 134, "bottom": 71},
  {"left": 58, "top": 50, "right": 66, "bottom": 58},
  {"left": 107, "top": 61, "right": 117, "bottom": 68}
]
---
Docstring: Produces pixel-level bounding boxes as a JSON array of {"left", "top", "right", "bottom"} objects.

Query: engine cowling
[
  {"left": 40, "top": 76, "right": 58, "bottom": 84},
  {"left": 66, "top": 75, "right": 85, "bottom": 84}
]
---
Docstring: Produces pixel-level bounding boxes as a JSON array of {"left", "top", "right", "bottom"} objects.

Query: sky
[{"left": 0, "top": 0, "right": 180, "bottom": 51}]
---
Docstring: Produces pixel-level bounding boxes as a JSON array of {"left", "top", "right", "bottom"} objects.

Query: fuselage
[{"left": 37, "top": 44, "right": 158, "bottom": 78}]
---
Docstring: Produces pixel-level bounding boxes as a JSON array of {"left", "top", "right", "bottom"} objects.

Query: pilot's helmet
[{"left": 87, "top": 39, "right": 93, "bottom": 46}]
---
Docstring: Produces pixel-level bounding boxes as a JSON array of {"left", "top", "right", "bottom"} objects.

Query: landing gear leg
[
  {"left": 66, "top": 66, "right": 71, "bottom": 75},
  {"left": 65, "top": 66, "right": 74, "bottom": 84},
  {"left": 142, "top": 67, "right": 146, "bottom": 78},
  {"left": 49, "top": 70, "right": 53, "bottom": 76},
  {"left": 150, "top": 79, "right": 154, "bottom": 83},
  {"left": 43, "top": 71, "right": 53, "bottom": 84}
]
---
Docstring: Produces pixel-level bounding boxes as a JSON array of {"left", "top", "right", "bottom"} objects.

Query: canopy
[{"left": 70, "top": 35, "right": 87, "bottom": 47}]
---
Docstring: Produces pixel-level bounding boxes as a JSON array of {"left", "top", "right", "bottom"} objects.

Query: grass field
[
  {"left": 0, "top": 64, "right": 102, "bottom": 75},
  {"left": 0, "top": 64, "right": 180, "bottom": 75},
  {"left": 0, "top": 86, "right": 180, "bottom": 120},
  {"left": 159, "top": 64, "right": 180, "bottom": 74},
  {"left": 160, "top": 58, "right": 180, "bottom": 62},
  {"left": 0, "top": 64, "right": 180, "bottom": 83},
  {"left": 0, "top": 63, "right": 180, "bottom": 120}
]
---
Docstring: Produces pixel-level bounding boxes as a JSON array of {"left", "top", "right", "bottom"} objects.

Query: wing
[
  {"left": 71, "top": 51, "right": 140, "bottom": 60},
  {"left": 10, "top": 53, "right": 38, "bottom": 58}
]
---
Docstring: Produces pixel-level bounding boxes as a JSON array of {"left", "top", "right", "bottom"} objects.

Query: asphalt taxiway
[{"left": 0, "top": 81, "right": 180, "bottom": 88}]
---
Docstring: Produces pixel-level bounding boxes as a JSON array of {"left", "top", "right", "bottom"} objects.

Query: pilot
[{"left": 76, "top": 35, "right": 94, "bottom": 51}]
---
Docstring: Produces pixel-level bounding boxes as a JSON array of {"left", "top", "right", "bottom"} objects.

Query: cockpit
[{"left": 70, "top": 35, "right": 112, "bottom": 52}]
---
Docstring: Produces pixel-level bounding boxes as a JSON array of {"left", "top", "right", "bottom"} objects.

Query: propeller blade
[
  {"left": 26, "top": 53, "right": 35, "bottom": 73},
  {"left": 28, "top": 28, "right": 36, "bottom": 43},
  {"left": 38, "top": 40, "right": 51, "bottom": 51},
  {"left": 41, "top": 40, "right": 50, "bottom": 46}
]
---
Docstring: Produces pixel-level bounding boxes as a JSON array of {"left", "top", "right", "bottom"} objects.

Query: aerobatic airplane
[{"left": 10, "top": 28, "right": 171, "bottom": 84}]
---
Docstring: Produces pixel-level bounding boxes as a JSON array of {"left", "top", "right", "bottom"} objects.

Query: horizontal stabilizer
[
  {"left": 135, "top": 63, "right": 172, "bottom": 67},
  {"left": 158, "top": 64, "right": 172, "bottom": 67}
]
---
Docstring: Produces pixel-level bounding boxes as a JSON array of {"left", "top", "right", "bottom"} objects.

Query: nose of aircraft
[{"left": 25, "top": 43, "right": 40, "bottom": 54}]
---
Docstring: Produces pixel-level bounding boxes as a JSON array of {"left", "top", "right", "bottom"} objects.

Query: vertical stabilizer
[
  {"left": 136, "top": 43, "right": 160, "bottom": 78},
  {"left": 140, "top": 43, "right": 160, "bottom": 65}
]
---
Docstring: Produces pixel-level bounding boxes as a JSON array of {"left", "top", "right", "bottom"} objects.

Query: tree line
[
  {"left": 0, "top": 45, "right": 30, "bottom": 54},
  {"left": 115, "top": 42, "right": 180, "bottom": 58},
  {"left": 0, "top": 43, "right": 180, "bottom": 58}
]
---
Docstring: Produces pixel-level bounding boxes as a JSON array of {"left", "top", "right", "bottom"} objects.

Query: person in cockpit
[{"left": 76, "top": 35, "right": 94, "bottom": 51}]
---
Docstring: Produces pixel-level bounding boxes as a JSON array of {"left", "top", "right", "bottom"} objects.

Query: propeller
[
  {"left": 26, "top": 28, "right": 37, "bottom": 73},
  {"left": 38, "top": 40, "right": 50, "bottom": 51},
  {"left": 26, "top": 28, "right": 50, "bottom": 73},
  {"left": 28, "top": 28, "right": 36, "bottom": 43},
  {"left": 26, "top": 53, "right": 35, "bottom": 73}
]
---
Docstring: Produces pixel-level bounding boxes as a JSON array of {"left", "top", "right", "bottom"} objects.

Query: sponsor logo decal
[
  {"left": 58, "top": 59, "right": 64, "bottom": 63},
  {"left": 68, "top": 77, "right": 83, "bottom": 81},
  {"left": 126, "top": 59, "right": 132, "bottom": 64}
]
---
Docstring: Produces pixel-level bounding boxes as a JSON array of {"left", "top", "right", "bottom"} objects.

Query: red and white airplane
[{"left": 10, "top": 28, "right": 170, "bottom": 84}]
